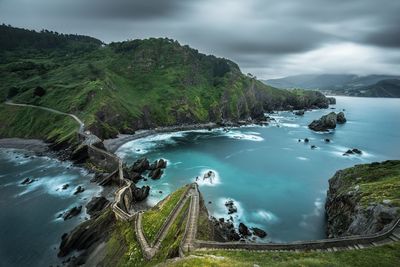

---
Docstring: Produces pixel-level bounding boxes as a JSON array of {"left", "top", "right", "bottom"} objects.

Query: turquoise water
[
  {"left": 117, "top": 96, "right": 400, "bottom": 242},
  {"left": 0, "top": 150, "right": 102, "bottom": 267}
]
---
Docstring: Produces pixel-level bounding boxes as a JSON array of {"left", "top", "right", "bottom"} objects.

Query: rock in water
[
  {"left": 130, "top": 158, "right": 149, "bottom": 173},
  {"left": 224, "top": 200, "right": 238, "bottom": 214},
  {"left": 308, "top": 112, "right": 337, "bottom": 131},
  {"left": 238, "top": 222, "right": 251, "bottom": 237},
  {"left": 63, "top": 206, "right": 82, "bottom": 220},
  {"left": 73, "top": 186, "right": 85, "bottom": 195},
  {"left": 62, "top": 184, "right": 69, "bottom": 190},
  {"left": 21, "top": 177, "right": 36, "bottom": 185},
  {"left": 251, "top": 227, "right": 267, "bottom": 238},
  {"left": 336, "top": 112, "right": 347, "bottom": 124},
  {"left": 149, "top": 168, "right": 163, "bottom": 180},
  {"left": 130, "top": 184, "right": 150, "bottom": 201},
  {"left": 156, "top": 158, "right": 167, "bottom": 169},
  {"left": 294, "top": 110, "right": 305, "bottom": 116},
  {"left": 86, "top": 197, "right": 110, "bottom": 217}
]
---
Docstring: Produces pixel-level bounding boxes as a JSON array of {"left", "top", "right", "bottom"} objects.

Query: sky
[{"left": 1, "top": 0, "right": 399, "bottom": 79}]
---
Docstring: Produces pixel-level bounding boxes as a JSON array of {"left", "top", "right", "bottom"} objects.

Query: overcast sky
[{"left": 1, "top": 0, "right": 399, "bottom": 79}]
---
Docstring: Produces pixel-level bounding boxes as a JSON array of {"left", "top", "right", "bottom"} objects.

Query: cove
[
  {"left": 117, "top": 96, "right": 400, "bottom": 242},
  {"left": 0, "top": 149, "right": 102, "bottom": 267}
]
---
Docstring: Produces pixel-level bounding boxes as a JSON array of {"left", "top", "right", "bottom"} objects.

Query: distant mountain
[
  {"left": 351, "top": 79, "right": 400, "bottom": 98},
  {"left": 263, "top": 74, "right": 400, "bottom": 97}
]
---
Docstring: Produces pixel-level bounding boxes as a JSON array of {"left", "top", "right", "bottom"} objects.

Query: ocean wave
[{"left": 296, "top": 156, "right": 309, "bottom": 161}]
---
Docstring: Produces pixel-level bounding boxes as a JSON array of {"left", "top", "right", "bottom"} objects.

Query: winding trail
[{"left": 4, "top": 101, "right": 400, "bottom": 260}]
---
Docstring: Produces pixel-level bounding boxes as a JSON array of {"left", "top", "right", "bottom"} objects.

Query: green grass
[
  {"left": 333, "top": 160, "right": 400, "bottom": 207},
  {"left": 196, "top": 195, "right": 214, "bottom": 241},
  {"left": 166, "top": 243, "right": 400, "bottom": 267},
  {"left": 0, "top": 103, "right": 78, "bottom": 144},
  {"left": 1, "top": 26, "right": 331, "bottom": 144},
  {"left": 142, "top": 185, "right": 188, "bottom": 244},
  {"left": 102, "top": 192, "right": 191, "bottom": 267}
]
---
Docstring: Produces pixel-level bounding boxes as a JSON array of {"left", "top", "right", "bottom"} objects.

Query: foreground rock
[
  {"left": 238, "top": 222, "right": 251, "bottom": 237},
  {"left": 325, "top": 160, "right": 400, "bottom": 238},
  {"left": 211, "top": 217, "right": 240, "bottom": 241},
  {"left": 63, "top": 206, "right": 82, "bottom": 220},
  {"left": 130, "top": 157, "right": 149, "bottom": 173},
  {"left": 58, "top": 209, "right": 116, "bottom": 263},
  {"left": 86, "top": 197, "right": 110, "bottom": 217},
  {"left": 308, "top": 112, "right": 346, "bottom": 131},
  {"left": 148, "top": 167, "right": 163, "bottom": 180}
]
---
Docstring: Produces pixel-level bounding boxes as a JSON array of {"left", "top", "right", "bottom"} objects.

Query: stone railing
[{"left": 194, "top": 217, "right": 400, "bottom": 252}]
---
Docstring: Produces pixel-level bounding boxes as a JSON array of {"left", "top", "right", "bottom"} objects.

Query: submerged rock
[
  {"left": 21, "top": 177, "right": 37, "bottom": 185},
  {"left": 294, "top": 110, "right": 305, "bottom": 116}
]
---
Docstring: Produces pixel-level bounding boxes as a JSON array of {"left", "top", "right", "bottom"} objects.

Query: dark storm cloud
[{"left": 0, "top": 0, "right": 399, "bottom": 78}]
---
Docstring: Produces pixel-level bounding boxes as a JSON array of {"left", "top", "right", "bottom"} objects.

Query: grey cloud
[{"left": 0, "top": 0, "right": 399, "bottom": 78}]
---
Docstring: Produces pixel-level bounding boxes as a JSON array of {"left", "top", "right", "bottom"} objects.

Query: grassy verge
[
  {"left": 196, "top": 194, "right": 214, "bottom": 241},
  {"left": 167, "top": 242, "right": 400, "bottom": 267},
  {"left": 334, "top": 160, "right": 400, "bottom": 207},
  {"left": 0, "top": 103, "right": 78, "bottom": 144},
  {"left": 102, "top": 193, "right": 191, "bottom": 266},
  {"left": 142, "top": 185, "right": 188, "bottom": 244}
]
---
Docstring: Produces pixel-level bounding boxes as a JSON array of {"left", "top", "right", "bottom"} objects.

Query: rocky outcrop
[
  {"left": 251, "top": 227, "right": 267, "bottom": 238},
  {"left": 238, "top": 222, "right": 251, "bottom": 237},
  {"left": 73, "top": 186, "right": 85, "bottom": 195},
  {"left": 225, "top": 200, "right": 238, "bottom": 215},
  {"left": 325, "top": 160, "right": 400, "bottom": 238},
  {"left": 148, "top": 168, "right": 163, "bottom": 180},
  {"left": 211, "top": 217, "right": 241, "bottom": 241},
  {"left": 336, "top": 112, "right": 346, "bottom": 124},
  {"left": 308, "top": 112, "right": 346, "bottom": 131},
  {"left": 63, "top": 206, "right": 82, "bottom": 220},
  {"left": 130, "top": 184, "right": 150, "bottom": 201},
  {"left": 130, "top": 157, "right": 150, "bottom": 173},
  {"left": 86, "top": 196, "right": 110, "bottom": 217},
  {"left": 58, "top": 209, "right": 116, "bottom": 263}
]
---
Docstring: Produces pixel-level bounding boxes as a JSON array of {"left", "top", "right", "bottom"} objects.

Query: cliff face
[{"left": 325, "top": 161, "right": 400, "bottom": 238}]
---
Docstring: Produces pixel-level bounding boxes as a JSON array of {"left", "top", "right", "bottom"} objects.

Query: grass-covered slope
[
  {"left": 326, "top": 160, "right": 400, "bottom": 237},
  {"left": 0, "top": 25, "right": 329, "bottom": 145},
  {"left": 168, "top": 244, "right": 400, "bottom": 267}
]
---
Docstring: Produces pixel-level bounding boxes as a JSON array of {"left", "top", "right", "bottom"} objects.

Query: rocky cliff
[{"left": 325, "top": 160, "right": 400, "bottom": 238}]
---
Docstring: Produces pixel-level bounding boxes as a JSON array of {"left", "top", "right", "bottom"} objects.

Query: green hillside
[{"left": 0, "top": 25, "right": 329, "bottom": 145}]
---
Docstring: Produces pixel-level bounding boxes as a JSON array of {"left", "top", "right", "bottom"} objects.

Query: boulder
[
  {"left": 308, "top": 112, "right": 337, "bottom": 131},
  {"left": 130, "top": 184, "right": 150, "bottom": 201},
  {"left": 224, "top": 200, "right": 238, "bottom": 214},
  {"left": 294, "top": 110, "right": 305, "bottom": 116},
  {"left": 73, "top": 186, "right": 85, "bottom": 195},
  {"left": 70, "top": 145, "right": 89, "bottom": 164},
  {"left": 336, "top": 112, "right": 347, "bottom": 124},
  {"left": 325, "top": 138, "right": 331, "bottom": 143},
  {"left": 251, "top": 227, "right": 267, "bottom": 238},
  {"left": 238, "top": 222, "right": 251, "bottom": 237},
  {"left": 311, "top": 145, "right": 317, "bottom": 149},
  {"left": 63, "top": 206, "right": 82, "bottom": 220},
  {"left": 304, "top": 138, "right": 309, "bottom": 143},
  {"left": 156, "top": 159, "right": 167, "bottom": 169},
  {"left": 86, "top": 197, "right": 110, "bottom": 217},
  {"left": 130, "top": 158, "right": 149, "bottom": 173},
  {"left": 149, "top": 168, "right": 163, "bottom": 180},
  {"left": 211, "top": 217, "right": 241, "bottom": 241}
]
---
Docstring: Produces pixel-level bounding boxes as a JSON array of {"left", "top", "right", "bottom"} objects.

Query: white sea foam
[
  {"left": 222, "top": 130, "right": 264, "bottom": 142},
  {"left": 196, "top": 169, "right": 221, "bottom": 187},
  {"left": 281, "top": 123, "right": 301, "bottom": 128},
  {"left": 252, "top": 209, "right": 279, "bottom": 224},
  {"left": 296, "top": 156, "right": 309, "bottom": 161}
]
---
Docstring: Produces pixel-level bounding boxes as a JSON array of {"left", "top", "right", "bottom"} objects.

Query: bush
[{"left": 33, "top": 86, "right": 46, "bottom": 97}]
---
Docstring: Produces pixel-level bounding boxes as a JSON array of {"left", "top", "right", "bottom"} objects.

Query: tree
[{"left": 34, "top": 86, "right": 46, "bottom": 97}]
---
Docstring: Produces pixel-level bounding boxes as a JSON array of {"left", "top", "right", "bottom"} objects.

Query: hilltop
[{"left": 0, "top": 25, "right": 329, "bottom": 148}]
